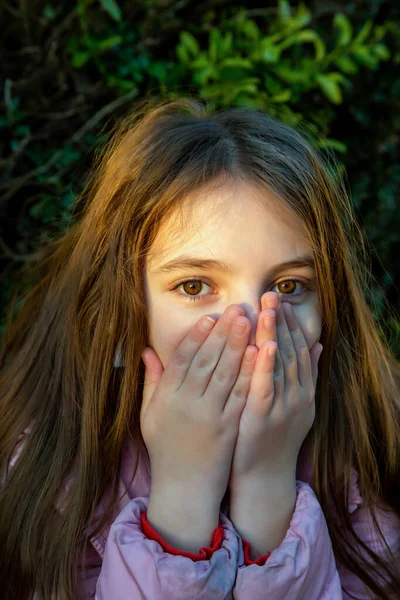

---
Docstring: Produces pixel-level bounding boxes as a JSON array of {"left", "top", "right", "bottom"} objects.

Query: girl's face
[{"left": 144, "top": 180, "right": 322, "bottom": 368}]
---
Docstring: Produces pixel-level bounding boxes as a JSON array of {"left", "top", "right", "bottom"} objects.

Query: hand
[
  {"left": 228, "top": 292, "right": 323, "bottom": 487},
  {"left": 140, "top": 304, "right": 256, "bottom": 511}
]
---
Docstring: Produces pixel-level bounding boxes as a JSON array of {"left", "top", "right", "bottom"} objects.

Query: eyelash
[{"left": 170, "top": 277, "right": 311, "bottom": 303}]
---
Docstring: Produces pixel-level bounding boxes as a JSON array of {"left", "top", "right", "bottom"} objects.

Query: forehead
[{"left": 146, "top": 179, "right": 310, "bottom": 269}]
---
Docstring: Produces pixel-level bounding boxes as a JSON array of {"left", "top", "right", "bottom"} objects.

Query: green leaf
[
  {"left": 333, "top": 13, "right": 353, "bottom": 46},
  {"left": 107, "top": 75, "right": 136, "bottom": 90},
  {"left": 271, "top": 89, "right": 292, "bottom": 102},
  {"left": 278, "top": 30, "right": 326, "bottom": 62},
  {"left": 285, "top": 3, "right": 312, "bottom": 32},
  {"left": 209, "top": 28, "right": 221, "bottom": 63},
  {"left": 353, "top": 20, "right": 373, "bottom": 45},
  {"left": 264, "top": 74, "right": 284, "bottom": 94},
  {"left": 220, "top": 57, "right": 253, "bottom": 69},
  {"left": 191, "top": 56, "right": 209, "bottom": 68},
  {"left": 262, "top": 46, "right": 281, "bottom": 64},
  {"left": 192, "top": 65, "right": 216, "bottom": 85},
  {"left": 176, "top": 45, "right": 190, "bottom": 63},
  {"left": 220, "top": 32, "right": 233, "bottom": 56},
  {"left": 97, "top": 35, "right": 123, "bottom": 51},
  {"left": 242, "top": 19, "right": 260, "bottom": 40},
  {"left": 275, "top": 64, "right": 311, "bottom": 84},
  {"left": 316, "top": 74, "right": 343, "bottom": 104},
  {"left": 72, "top": 51, "right": 91, "bottom": 67},
  {"left": 260, "top": 33, "right": 285, "bottom": 48},
  {"left": 318, "top": 138, "right": 347, "bottom": 153},
  {"left": 352, "top": 46, "right": 378, "bottom": 69},
  {"left": 218, "top": 59, "right": 253, "bottom": 81},
  {"left": 334, "top": 55, "right": 358, "bottom": 74},
  {"left": 373, "top": 44, "right": 390, "bottom": 61},
  {"left": 201, "top": 77, "right": 259, "bottom": 103},
  {"left": 180, "top": 31, "right": 200, "bottom": 57},
  {"left": 99, "top": 0, "right": 121, "bottom": 22},
  {"left": 373, "top": 24, "right": 388, "bottom": 43}
]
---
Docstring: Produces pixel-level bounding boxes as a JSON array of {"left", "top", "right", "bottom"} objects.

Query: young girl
[{"left": 1, "top": 96, "right": 399, "bottom": 600}]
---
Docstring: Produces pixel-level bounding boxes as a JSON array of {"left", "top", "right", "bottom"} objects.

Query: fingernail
[{"left": 199, "top": 316, "right": 216, "bottom": 332}]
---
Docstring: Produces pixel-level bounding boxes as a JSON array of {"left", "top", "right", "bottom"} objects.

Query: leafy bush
[{"left": 1, "top": 0, "right": 399, "bottom": 352}]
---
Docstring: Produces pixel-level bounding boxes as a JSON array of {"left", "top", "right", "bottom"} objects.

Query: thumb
[{"left": 140, "top": 347, "right": 165, "bottom": 419}]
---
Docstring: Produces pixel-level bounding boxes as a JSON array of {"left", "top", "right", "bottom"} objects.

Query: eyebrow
[{"left": 153, "top": 254, "right": 315, "bottom": 278}]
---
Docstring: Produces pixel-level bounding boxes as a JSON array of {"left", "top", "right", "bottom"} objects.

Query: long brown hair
[{"left": 1, "top": 96, "right": 400, "bottom": 599}]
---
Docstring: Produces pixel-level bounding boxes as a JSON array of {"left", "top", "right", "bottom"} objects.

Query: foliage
[{"left": 1, "top": 0, "right": 399, "bottom": 353}]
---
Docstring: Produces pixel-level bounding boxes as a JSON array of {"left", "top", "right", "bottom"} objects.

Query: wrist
[
  {"left": 147, "top": 490, "right": 220, "bottom": 554},
  {"left": 230, "top": 466, "right": 296, "bottom": 498},
  {"left": 229, "top": 475, "right": 297, "bottom": 556},
  {"left": 230, "top": 474, "right": 296, "bottom": 513}
]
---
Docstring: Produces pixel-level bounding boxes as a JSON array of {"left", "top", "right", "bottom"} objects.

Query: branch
[{"left": 0, "top": 88, "right": 139, "bottom": 204}]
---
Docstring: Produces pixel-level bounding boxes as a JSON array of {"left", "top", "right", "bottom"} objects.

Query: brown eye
[
  {"left": 277, "top": 280, "right": 296, "bottom": 294},
  {"left": 182, "top": 281, "right": 203, "bottom": 296},
  {"left": 171, "top": 277, "right": 214, "bottom": 303},
  {"left": 273, "top": 279, "right": 309, "bottom": 298}
]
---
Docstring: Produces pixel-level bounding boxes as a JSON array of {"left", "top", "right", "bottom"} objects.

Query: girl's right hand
[{"left": 140, "top": 305, "right": 256, "bottom": 511}]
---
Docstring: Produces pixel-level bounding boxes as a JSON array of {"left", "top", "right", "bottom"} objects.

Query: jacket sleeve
[
  {"left": 232, "top": 480, "right": 343, "bottom": 600},
  {"left": 94, "top": 495, "right": 241, "bottom": 600}
]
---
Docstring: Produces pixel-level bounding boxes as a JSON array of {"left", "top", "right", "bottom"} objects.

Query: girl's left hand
[{"left": 228, "top": 292, "right": 323, "bottom": 487}]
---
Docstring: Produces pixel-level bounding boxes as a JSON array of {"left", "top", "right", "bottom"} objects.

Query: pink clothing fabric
[{"left": 4, "top": 429, "right": 400, "bottom": 599}]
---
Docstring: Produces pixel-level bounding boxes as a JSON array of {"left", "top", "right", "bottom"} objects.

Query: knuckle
[
  {"left": 214, "top": 368, "right": 232, "bottom": 387},
  {"left": 229, "top": 338, "right": 246, "bottom": 352},
  {"left": 214, "top": 326, "right": 229, "bottom": 341},
  {"left": 299, "top": 345, "right": 309, "bottom": 362},
  {"left": 230, "top": 385, "right": 247, "bottom": 403},
  {"left": 259, "top": 384, "right": 274, "bottom": 400},
  {"left": 282, "top": 344, "right": 296, "bottom": 362},
  {"left": 174, "top": 351, "right": 188, "bottom": 366},
  {"left": 196, "top": 353, "right": 215, "bottom": 370}
]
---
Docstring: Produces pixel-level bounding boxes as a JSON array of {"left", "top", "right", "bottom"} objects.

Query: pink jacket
[{"left": 5, "top": 431, "right": 400, "bottom": 599}]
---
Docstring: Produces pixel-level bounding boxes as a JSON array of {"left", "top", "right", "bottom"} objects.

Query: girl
[{"left": 1, "top": 96, "right": 400, "bottom": 600}]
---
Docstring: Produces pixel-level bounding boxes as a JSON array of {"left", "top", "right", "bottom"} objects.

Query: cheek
[
  {"left": 295, "top": 308, "right": 322, "bottom": 349},
  {"left": 149, "top": 317, "right": 192, "bottom": 368}
]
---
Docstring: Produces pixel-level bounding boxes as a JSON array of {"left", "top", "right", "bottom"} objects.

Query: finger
[
  {"left": 256, "top": 291, "right": 279, "bottom": 348},
  {"left": 228, "top": 344, "right": 259, "bottom": 415},
  {"left": 206, "top": 315, "right": 251, "bottom": 409},
  {"left": 276, "top": 303, "right": 298, "bottom": 385},
  {"left": 184, "top": 306, "right": 245, "bottom": 396},
  {"left": 162, "top": 313, "right": 219, "bottom": 392},
  {"left": 310, "top": 342, "right": 323, "bottom": 391},
  {"left": 261, "top": 291, "right": 280, "bottom": 312},
  {"left": 140, "top": 347, "right": 165, "bottom": 420},
  {"left": 262, "top": 308, "right": 277, "bottom": 345},
  {"left": 247, "top": 340, "right": 277, "bottom": 416},
  {"left": 281, "top": 303, "right": 312, "bottom": 389}
]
